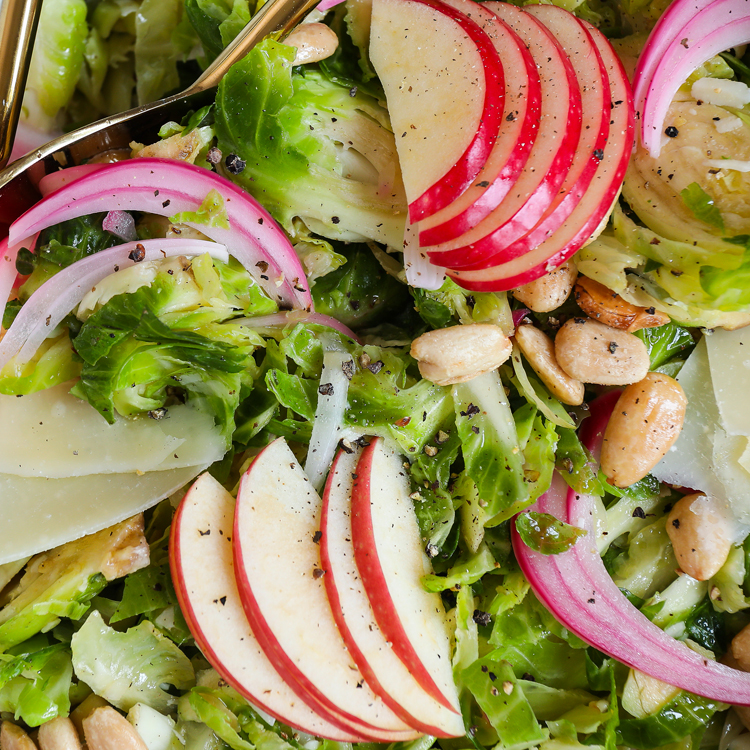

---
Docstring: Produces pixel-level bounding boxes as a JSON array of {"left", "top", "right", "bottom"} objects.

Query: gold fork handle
[
  {"left": 188, "top": 0, "right": 321, "bottom": 93},
  {"left": 0, "top": 0, "right": 44, "bottom": 169}
]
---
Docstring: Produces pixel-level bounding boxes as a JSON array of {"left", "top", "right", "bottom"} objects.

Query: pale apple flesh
[
  {"left": 407, "top": 0, "right": 507, "bottom": 222},
  {"left": 369, "top": 0, "right": 503, "bottom": 222},
  {"left": 414, "top": 0, "right": 542, "bottom": 243},
  {"left": 350, "top": 438, "right": 461, "bottom": 714},
  {"left": 368, "top": 0, "right": 634, "bottom": 292},
  {"left": 448, "top": 17, "right": 634, "bottom": 290},
  {"left": 169, "top": 473, "right": 363, "bottom": 741},
  {"left": 422, "top": 2, "right": 582, "bottom": 257},
  {"left": 233, "top": 438, "right": 421, "bottom": 742},
  {"left": 440, "top": 2, "right": 612, "bottom": 270},
  {"left": 321, "top": 447, "right": 465, "bottom": 738}
]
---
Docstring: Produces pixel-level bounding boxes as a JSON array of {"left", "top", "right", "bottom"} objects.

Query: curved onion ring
[
  {"left": 8, "top": 158, "right": 312, "bottom": 311},
  {"left": 512, "top": 394, "right": 750, "bottom": 705},
  {"left": 635, "top": 0, "right": 750, "bottom": 156},
  {"left": 0, "top": 239, "right": 228, "bottom": 371},
  {"left": 237, "top": 311, "right": 360, "bottom": 342}
]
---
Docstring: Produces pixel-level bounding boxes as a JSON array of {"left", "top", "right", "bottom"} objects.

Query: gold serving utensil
[
  {"left": 0, "top": 0, "right": 321, "bottom": 227},
  {"left": 0, "top": 0, "right": 44, "bottom": 170}
]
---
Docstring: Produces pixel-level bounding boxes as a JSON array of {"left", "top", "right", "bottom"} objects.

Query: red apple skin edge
[
  {"left": 428, "top": 1, "right": 610, "bottom": 271},
  {"left": 415, "top": 0, "right": 541, "bottom": 244},
  {"left": 320, "top": 450, "right": 458, "bottom": 738},
  {"left": 350, "top": 441, "right": 458, "bottom": 712},
  {"left": 421, "top": 2, "right": 582, "bottom": 255},
  {"left": 168, "top": 490, "right": 279, "bottom": 719},
  {"left": 447, "top": 19, "right": 634, "bottom": 292},
  {"left": 231, "top": 444, "right": 414, "bottom": 743},
  {"left": 406, "top": 0, "right": 506, "bottom": 223},
  {"left": 168, "top": 476, "right": 368, "bottom": 742}
]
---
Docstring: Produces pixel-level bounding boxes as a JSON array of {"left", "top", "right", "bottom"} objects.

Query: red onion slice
[
  {"left": 513, "top": 475, "right": 750, "bottom": 704},
  {"left": 8, "top": 158, "right": 312, "bottom": 311},
  {"left": 512, "top": 394, "right": 750, "bottom": 705},
  {"left": 0, "top": 239, "right": 228, "bottom": 371},
  {"left": 0, "top": 234, "right": 38, "bottom": 330},
  {"left": 631, "top": 0, "right": 714, "bottom": 115},
  {"left": 636, "top": 0, "right": 750, "bottom": 156},
  {"left": 38, "top": 164, "right": 107, "bottom": 197},
  {"left": 511, "top": 308, "right": 530, "bottom": 329},
  {"left": 237, "top": 311, "right": 360, "bottom": 342},
  {"left": 577, "top": 390, "right": 620, "bottom": 464},
  {"left": 0, "top": 238, "right": 16, "bottom": 327}
]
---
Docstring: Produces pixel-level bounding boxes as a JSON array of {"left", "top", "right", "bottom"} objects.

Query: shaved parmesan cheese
[
  {"left": 654, "top": 330, "right": 750, "bottom": 533},
  {"left": 652, "top": 339, "right": 725, "bottom": 500},
  {"left": 0, "top": 384, "right": 225, "bottom": 478},
  {"left": 713, "top": 428, "right": 750, "bottom": 515},
  {"left": 703, "top": 158, "right": 750, "bottom": 172},
  {"left": 705, "top": 327, "right": 750, "bottom": 436},
  {"left": 691, "top": 77, "right": 750, "bottom": 108},
  {"left": 714, "top": 115, "right": 743, "bottom": 134},
  {"left": 0, "top": 385, "right": 226, "bottom": 563},
  {"left": 0, "top": 466, "right": 203, "bottom": 565}
]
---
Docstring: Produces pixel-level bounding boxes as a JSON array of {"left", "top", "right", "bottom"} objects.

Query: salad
[{"left": 3, "top": 0, "right": 750, "bottom": 747}]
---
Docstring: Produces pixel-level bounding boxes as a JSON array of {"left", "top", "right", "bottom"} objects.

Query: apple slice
[
  {"left": 233, "top": 438, "right": 421, "bottom": 741},
  {"left": 169, "top": 473, "right": 364, "bottom": 741},
  {"left": 421, "top": 3, "right": 581, "bottom": 255},
  {"left": 369, "top": 0, "right": 505, "bottom": 221},
  {"left": 447, "top": 17, "right": 634, "bottom": 291},
  {"left": 321, "top": 447, "right": 465, "bottom": 738},
  {"left": 440, "top": 2, "right": 612, "bottom": 271},
  {"left": 404, "top": 0, "right": 541, "bottom": 244},
  {"left": 350, "top": 438, "right": 461, "bottom": 713}
]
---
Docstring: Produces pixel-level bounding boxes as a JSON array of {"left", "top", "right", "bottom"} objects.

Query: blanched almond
[
  {"left": 411, "top": 324, "right": 512, "bottom": 385},
  {"left": 0, "top": 723, "right": 37, "bottom": 750},
  {"left": 667, "top": 493, "right": 732, "bottom": 581},
  {"left": 514, "top": 325, "right": 584, "bottom": 405},
  {"left": 37, "top": 718, "right": 81, "bottom": 750},
  {"left": 283, "top": 23, "right": 339, "bottom": 65},
  {"left": 82, "top": 708, "right": 147, "bottom": 750},
  {"left": 69, "top": 695, "right": 109, "bottom": 738},
  {"left": 511, "top": 259, "right": 577, "bottom": 313},
  {"left": 601, "top": 373, "right": 687, "bottom": 488},
  {"left": 555, "top": 317, "right": 650, "bottom": 386}
]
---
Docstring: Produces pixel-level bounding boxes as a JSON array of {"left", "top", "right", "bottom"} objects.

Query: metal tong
[
  {"left": 0, "top": 0, "right": 321, "bottom": 227},
  {"left": 0, "top": 0, "right": 43, "bottom": 170}
]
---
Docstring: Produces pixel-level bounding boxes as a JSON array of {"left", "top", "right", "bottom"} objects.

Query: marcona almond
[
  {"left": 0, "top": 723, "right": 37, "bottom": 750},
  {"left": 511, "top": 259, "right": 577, "bottom": 313},
  {"left": 574, "top": 276, "right": 670, "bottom": 332},
  {"left": 38, "top": 718, "right": 81, "bottom": 750},
  {"left": 282, "top": 23, "right": 340, "bottom": 65},
  {"left": 410, "top": 324, "right": 512, "bottom": 386},
  {"left": 555, "top": 317, "right": 650, "bottom": 386},
  {"left": 69, "top": 695, "right": 109, "bottom": 738},
  {"left": 82, "top": 708, "right": 147, "bottom": 750},
  {"left": 600, "top": 373, "right": 687, "bottom": 488},
  {"left": 667, "top": 493, "right": 732, "bottom": 582},
  {"left": 514, "top": 325, "right": 584, "bottom": 405}
]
